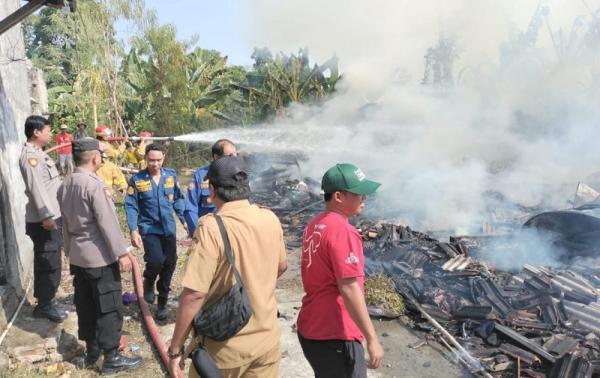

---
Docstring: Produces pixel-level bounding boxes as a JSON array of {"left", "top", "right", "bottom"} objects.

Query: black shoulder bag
[
  {"left": 190, "top": 216, "right": 253, "bottom": 377},
  {"left": 192, "top": 215, "right": 253, "bottom": 341}
]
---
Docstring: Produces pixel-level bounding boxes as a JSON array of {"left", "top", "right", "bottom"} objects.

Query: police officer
[
  {"left": 184, "top": 139, "right": 236, "bottom": 235},
  {"left": 58, "top": 138, "right": 142, "bottom": 374},
  {"left": 124, "top": 143, "right": 186, "bottom": 320},
  {"left": 19, "top": 115, "right": 67, "bottom": 323}
]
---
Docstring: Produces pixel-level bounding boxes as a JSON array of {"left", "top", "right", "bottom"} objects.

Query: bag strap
[{"left": 214, "top": 215, "right": 245, "bottom": 288}]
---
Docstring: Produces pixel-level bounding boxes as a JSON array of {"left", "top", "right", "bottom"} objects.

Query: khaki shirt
[
  {"left": 19, "top": 142, "right": 62, "bottom": 222},
  {"left": 57, "top": 168, "right": 129, "bottom": 268},
  {"left": 182, "top": 200, "right": 286, "bottom": 369}
]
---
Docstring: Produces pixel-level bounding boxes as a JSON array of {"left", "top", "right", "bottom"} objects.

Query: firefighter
[
  {"left": 95, "top": 124, "right": 125, "bottom": 161},
  {"left": 134, "top": 131, "right": 151, "bottom": 170},
  {"left": 184, "top": 139, "right": 236, "bottom": 236},
  {"left": 96, "top": 148, "right": 128, "bottom": 198},
  {"left": 124, "top": 143, "right": 186, "bottom": 320}
]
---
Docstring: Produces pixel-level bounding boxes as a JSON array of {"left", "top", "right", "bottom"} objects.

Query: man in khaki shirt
[
  {"left": 58, "top": 138, "right": 142, "bottom": 374},
  {"left": 19, "top": 115, "right": 66, "bottom": 323},
  {"left": 168, "top": 156, "right": 287, "bottom": 378}
]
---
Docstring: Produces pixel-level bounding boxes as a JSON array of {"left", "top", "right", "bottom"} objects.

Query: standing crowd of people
[{"left": 19, "top": 115, "right": 384, "bottom": 377}]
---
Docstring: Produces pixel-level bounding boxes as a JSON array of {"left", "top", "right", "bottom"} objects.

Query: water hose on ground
[
  {"left": 129, "top": 254, "right": 183, "bottom": 377},
  {"left": 0, "top": 257, "right": 182, "bottom": 376}
]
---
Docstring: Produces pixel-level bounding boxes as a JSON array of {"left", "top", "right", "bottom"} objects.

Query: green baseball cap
[{"left": 321, "top": 163, "right": 381, "bottom": 195}]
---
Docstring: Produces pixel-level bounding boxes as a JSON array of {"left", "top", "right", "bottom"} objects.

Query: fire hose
[
  {"left": 105, "top": 136, "right": 175, "bottom": 142},
  {"left": 45, "top": 136, "right": 176, "bottom": 155},
  {"left": 128, "top": 254, "right": 183, "bottom": 377}
]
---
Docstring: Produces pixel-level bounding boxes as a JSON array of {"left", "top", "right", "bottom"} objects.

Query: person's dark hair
[
  {"left": 73, "top": 150, "right": 98, "bottom": 166},
  {"left": 145, "top": 142, "right": 165, "bottom": 155},
  {"left": 24, "top": 115, "right": 50, "bottom": 139},
  {"left": 211, "top": 139, "right": 235, "bottom": 158},
  {"left": 324, "top": 192, "right": 333, "bottom": 202},
  {"left": 210, "top": 178, "right": 251, "bottom": 202},
  {"left": 77, "top": 122, "right": 86, "bottom": 128}
]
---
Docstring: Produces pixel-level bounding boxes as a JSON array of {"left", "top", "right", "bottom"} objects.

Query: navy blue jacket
[
  {"left": 124, "top": 168, "right": 185, "bottom": 236},
  {"left": 183, "top": 166, "right": 216, "bottom": 235}
]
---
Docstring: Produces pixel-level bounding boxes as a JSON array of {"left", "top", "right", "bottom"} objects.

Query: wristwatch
[{"left": 167, "top": 346, "right": 185, "bottom": 359}]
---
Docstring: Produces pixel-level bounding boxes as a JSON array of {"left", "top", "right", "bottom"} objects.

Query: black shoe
[
  {"left": 101, "top": 352, "right": 142, "bottom": 375},
  {"left": 75, "top": 351, "right": 100, "bottom": 369},
  {"left": 33, "top": 303, "right": 67, "bottom": 323},
  {"left": 156, "top": 296, "right": 168, "bottom": 321},
  {"left": 143, "top": 278, "right": 155, "bottom": 304}
]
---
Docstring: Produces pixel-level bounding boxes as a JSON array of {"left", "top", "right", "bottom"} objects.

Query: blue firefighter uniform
[
  {"left": 124, "top": 168, "right": 185, "bottom": 302},
  {"left": 183, "top": 166, "right": 216, "bottom": 235}
]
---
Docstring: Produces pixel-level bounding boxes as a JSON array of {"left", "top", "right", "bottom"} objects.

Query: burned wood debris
[
  {"left": 361, "top": 222, "right": 600, "bottom": 377},
  {"left": 247, "top": 160, "right": 600, "bottom": 376}
]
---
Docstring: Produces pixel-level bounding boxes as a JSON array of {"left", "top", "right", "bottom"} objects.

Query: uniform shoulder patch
[
  {"left": 127, "top": 186, "right": 134, "bottom": 195},
  {"left": 28, "top": 158, "right": 38, "bottom": 167}
]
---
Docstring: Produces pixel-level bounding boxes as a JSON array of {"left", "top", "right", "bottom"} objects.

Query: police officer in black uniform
[{"left": 19, "top": 115, "right": 67, "bottom": 322}]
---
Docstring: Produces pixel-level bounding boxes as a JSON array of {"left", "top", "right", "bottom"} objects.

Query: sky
[{"left": 124, "top": 0, "right": 254, "bottom": 66}]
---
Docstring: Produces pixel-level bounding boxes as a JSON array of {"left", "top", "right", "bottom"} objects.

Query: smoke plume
[{"left": 211, "top": 1, "right": 600, "bottom": 238}]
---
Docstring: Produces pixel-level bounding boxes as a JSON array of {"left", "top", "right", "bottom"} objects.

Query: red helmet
[
  {"left": 139, "top": 131, "right": 152, "bottom": 138},
  {"left": 95, "top": 124, "right": 112, "bottom": 137}
]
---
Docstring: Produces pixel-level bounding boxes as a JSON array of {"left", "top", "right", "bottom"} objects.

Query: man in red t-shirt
[
  {"left": 297, "top": 163, "right": 384, "bottom": 378},
  {"left": 54, "top": 124, "right": 73, "bottom": 175}
]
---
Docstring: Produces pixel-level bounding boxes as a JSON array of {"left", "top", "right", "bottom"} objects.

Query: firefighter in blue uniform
[
  {"left": 124, "top": 143, "right": 185, "bottom": 321},
  {"left": 183, "top": 139, "right": 236, "bottom": 235}
]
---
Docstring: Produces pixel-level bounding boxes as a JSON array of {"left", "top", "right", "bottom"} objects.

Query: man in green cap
[{"left": 297, "top": 163, "right": 384, "bottom": 377}]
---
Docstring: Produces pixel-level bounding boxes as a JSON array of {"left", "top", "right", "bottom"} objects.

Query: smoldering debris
[
  {"left": 249, "top": 156, "right": 600, "bottom": 376},
  {"left": 361, "top": 221, "right": 600, "bottom": 377}
]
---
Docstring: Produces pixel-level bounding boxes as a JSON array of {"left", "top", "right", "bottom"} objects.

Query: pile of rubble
[{"left": 361, "top": 222, "right": 600, "bottom": 377}]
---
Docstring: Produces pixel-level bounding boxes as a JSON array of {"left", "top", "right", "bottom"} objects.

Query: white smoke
[
  {"left": 472, "top": 228, "right": 563, "bottom": 271},
  {"left": 211, "top": 0, "right": 600, "bottom": 234}
]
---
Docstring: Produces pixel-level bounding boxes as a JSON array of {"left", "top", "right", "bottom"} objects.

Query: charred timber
[{"left": 494, "top": 323, "right": 556, "bottom": 363}]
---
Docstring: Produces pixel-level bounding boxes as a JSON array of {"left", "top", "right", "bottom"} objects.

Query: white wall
[{"left": 0, "top": 0, "right": 40, "bottom": 295}]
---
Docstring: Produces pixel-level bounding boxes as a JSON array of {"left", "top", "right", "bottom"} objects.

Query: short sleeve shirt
[
  {"left": 55, "top": 133, "right": 73, "bottom": 154},
  {"left": 297, "top": 211, "right": 365, "bottom": 341},
  {"left": 181, "top": 200, "right": 286, "bottom": 369}
]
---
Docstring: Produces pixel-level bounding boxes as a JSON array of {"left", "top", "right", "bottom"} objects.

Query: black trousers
[
  {"left": 142, "top": 233, "right": 177, "bottom": 298},
  {"left": 71, "top": 262, "right": 123, "bottom": 352},
  {"left": 25, "top": 219, "right": 63, "bottom": 303},
  {"left": 298, "top": 334, "right": 367, "bottom": 378}
]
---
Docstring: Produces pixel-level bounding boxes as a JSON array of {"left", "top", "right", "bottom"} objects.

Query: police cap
[{"left": 206, "top": 156, "right": 249, "bottom": 188}]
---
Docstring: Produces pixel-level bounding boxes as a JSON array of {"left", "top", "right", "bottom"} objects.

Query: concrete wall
[{"left": 0, "top": 0, "right": 47, "bottom": 326}]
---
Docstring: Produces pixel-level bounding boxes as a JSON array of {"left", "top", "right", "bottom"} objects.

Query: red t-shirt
[
  {"left": 297, "top": 211, "right": 365, "bottom": 341},
  {"left": 54, "top": 133, "right": 73, "bottom": 154}
]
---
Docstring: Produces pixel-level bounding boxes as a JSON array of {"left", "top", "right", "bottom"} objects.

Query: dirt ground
[{"left": 0, "top": 204, "right": 469, "bottom": 378}]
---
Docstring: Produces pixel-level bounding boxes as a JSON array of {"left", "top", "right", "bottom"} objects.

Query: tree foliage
[{"left": 24, "top": 1, "right": 342, "bottom": 140}]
